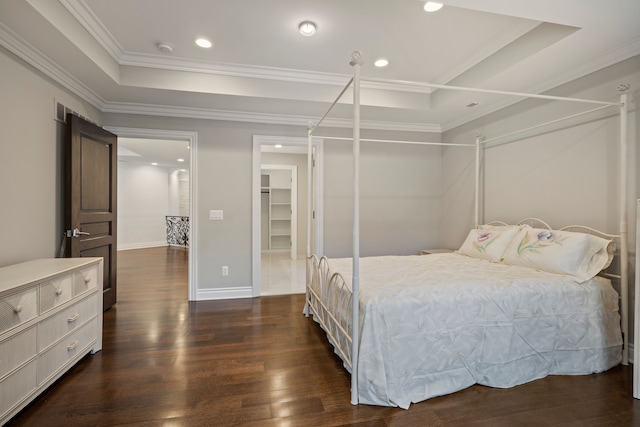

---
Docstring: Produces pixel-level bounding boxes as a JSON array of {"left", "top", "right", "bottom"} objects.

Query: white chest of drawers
[{"left": 0, "top": 257, "right": 103, "bottom": 425}]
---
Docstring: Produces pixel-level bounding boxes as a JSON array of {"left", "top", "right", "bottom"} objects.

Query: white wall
[
  {"left": 442, "top": 55, "right": 640, "bottom": 339},
  {"left": 168, "top": 170, "right": 180, "bottom": 216},
  {"left": 0, "top": 47, "right": 101, "bottom": 267},
  {"left": 118, "top": 162, "right": 172, "bottom": 250},
  {"left": 178, "top": 171, "right": 189, "bottom": 217},
  {"left": 442, "top": 55, "right": 640, "bottom": 248},
  {"left": 324, "top": 139, "right": 442, "bottom": 257}
]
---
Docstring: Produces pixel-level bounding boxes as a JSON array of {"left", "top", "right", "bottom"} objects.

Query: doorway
[
  {"left": 106, "top": 127, "right": 198, "bottom": 301},
  {"left": 261, "top": 164, "right": 297, "bottom": 259},
  {"left": 252, "top": 135, "right": 324, "bottom": 297}
]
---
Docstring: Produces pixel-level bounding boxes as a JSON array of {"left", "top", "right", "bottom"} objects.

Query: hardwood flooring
[{"left": 6, "top": 246, "right": 640, "bottom": 426}]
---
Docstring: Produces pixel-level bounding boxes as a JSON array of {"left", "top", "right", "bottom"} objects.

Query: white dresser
[{"left": 0, "top": 257, "right": 103, "bottom": 424}]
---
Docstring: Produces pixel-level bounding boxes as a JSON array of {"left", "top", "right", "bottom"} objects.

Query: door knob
[{"left": 66, "top": 228, "right": 90, "bottom": 238}]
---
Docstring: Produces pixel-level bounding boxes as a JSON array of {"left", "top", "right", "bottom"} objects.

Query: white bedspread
[{"left": 324, "top": 253, "right": 622, "bottom": 408}]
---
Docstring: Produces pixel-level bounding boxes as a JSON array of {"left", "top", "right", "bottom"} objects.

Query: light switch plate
[{"left": 210, "top": 210, "right": 223, "bottom": 220}]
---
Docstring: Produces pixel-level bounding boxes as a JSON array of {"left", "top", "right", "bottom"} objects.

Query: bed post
[
  {"left": 304, "top": 123, "right": 314, "bottom": 317},
  {"left": 619, "top": 92, "right": 629, "bottom": 365},
  {"left": 474, "top": 136, "right": 481, "bottom": 228},
  {"left": 350, "top": 50, "right": 363, "bottom": 406}
]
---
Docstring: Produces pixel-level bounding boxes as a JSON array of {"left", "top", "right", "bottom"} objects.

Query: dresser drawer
[
  {"left": 0, "top": 359, "right": 37, "bottom": 418},
  {"left": 72, "top": 265, "right": 99, "bottom": 297},
  {"left": 37, "top": 317, "right": 97, "bottom": 385},
  {"left": 0, "top": 287, "right": 38, "bottom": 334},
  {"left": 37, "top": 294, "right": 98, "bottom": 352},
  {"left": 39, "top": 275, "right": 73, "bottom": 313},
  {"left": 0, "top": 326, "right": 37, "bottom": 379}
]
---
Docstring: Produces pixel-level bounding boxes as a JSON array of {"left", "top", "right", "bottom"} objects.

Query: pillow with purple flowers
[
  {"left": 457, "top": 225, "right": 523, "bottom": 262},
  {"left": 502, "top": 228, "right": 614, "bottom": 282}
]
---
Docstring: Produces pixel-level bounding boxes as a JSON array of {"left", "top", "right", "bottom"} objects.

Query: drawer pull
[
  {"left": 84, "top": 278, "right": 91, "bottom": 284},
  {"left": 56, "top": 288, "right": 63, "bottom": 296},
  {"left": 14, "top": 305, "right": 22, "bottom": 314},
  {"left": 67, "top": 340, "right": 79, "bottom": 351},
  {"left": 68, "top": 313, "right": 80, "bottom": 323}
]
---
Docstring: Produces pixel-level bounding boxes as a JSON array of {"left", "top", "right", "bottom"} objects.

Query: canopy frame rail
[{"left": 479, "top": 104, "right": 617, "bottom": 146}]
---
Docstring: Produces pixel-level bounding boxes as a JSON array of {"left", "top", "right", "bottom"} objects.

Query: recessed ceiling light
[
  {"left": 374, "top": 58, "right": 389, "bottom": 68},
  {"left": 151, "top": 162, "right": 158, "bottom": 166},
  {"left": 275, "top": 144, "right": 283, "bottom": 148},
  {"left": 195, "top": 38, "right": 212, "bottom": 48},
  {"left": 423, "top": 2, "right": 443, "bottom": 12},
  {"left": 177, "top": 158, "right": 185, "bottom": 162},
  {"left": 299, "top": 21, "right": 317, "bottom": 37}
]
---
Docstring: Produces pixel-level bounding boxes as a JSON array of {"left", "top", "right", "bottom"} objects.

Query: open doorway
[
  {"left": 252, "top": 135, "right": 324, "bottom": 297},
  {"left": 107, "top": 127, "right": 198, "bottom": 301},
  {"left": 261, "top": 164, "right": 297, "bottom": 259}
]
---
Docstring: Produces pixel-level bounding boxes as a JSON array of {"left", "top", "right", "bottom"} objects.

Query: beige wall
[
  {"left": 0, "top": 47, "right": 101, "bottom": 267},
  {"left": 100, "top": 114, "right": 441, "bottom": 295}
]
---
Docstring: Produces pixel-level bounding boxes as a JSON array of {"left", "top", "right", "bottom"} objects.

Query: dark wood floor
[{"left": 7, "top": 246, "right": 640, "bottom": 426}]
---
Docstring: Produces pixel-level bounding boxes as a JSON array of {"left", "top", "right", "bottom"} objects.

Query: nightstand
[{"left": 419, "top": 249, "right": 453, "bottom": 255}]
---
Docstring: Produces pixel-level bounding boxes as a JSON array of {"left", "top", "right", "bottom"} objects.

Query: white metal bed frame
[{"left": 304, "top": 51, "right": 630, "bottom": 405}]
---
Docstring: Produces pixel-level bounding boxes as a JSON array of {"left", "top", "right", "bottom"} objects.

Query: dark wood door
[{"left": 65, "top": 114, "right": 117, "bottom": 310}]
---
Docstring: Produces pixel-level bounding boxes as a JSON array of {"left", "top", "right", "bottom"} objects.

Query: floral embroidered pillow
[
  {"left": 457, "top": 225, "right": 523, "bottom": 262},
  {"left": 502, "top": 228, "right": 615, "bottom": 282}
]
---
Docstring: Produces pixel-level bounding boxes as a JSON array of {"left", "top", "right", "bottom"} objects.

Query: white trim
[
  {"left": 117, "top": 241, "right": 167, "bottom": 251},
  {"left": 196, "top": 287, "right": 253, "bottom": 301},
  {"left": 100, "top": 102, "right": 442, "bottom": 133},
  {"left": 633, "top": 200, "right": 639, "bottom": 395},
  {"left": 60, "top": 0, "right": 124, "bottom": 61},
  {"left": 252, "top": 135, "right": 324, "bottom": 297},
  {"left": 0, "top": 22, "right": 105, "bottom": 109},
  {"left": 104, "top": 126, "right": 199, "bottom": 301}
]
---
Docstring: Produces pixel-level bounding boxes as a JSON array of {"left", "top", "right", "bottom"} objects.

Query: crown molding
[
  {"left": 60, "top": 0, "right": 124, "bottom": 61},
  {"left": 0, "top": 21, "right": 105, "bottom": 108},
  {"left": 59, "top": 1, "right": 432, "bottom": 94},
  {"left": 120, "top": 52, "right": 433, "bottom": 94},
  {"left": 101, "top": 102, "right": 440, "bottom": 133}
]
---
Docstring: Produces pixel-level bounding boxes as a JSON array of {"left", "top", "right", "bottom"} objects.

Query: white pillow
[
  {"left": 502, "top": 228, "right": 615, "bottom": 282},
  {"left": 457, "top": 225, "right": 522, "bottom": 263}
]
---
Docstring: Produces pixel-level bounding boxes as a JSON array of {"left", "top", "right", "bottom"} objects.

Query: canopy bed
[{"left": 303, "top": 51, "right": 630, "bottom": 407}]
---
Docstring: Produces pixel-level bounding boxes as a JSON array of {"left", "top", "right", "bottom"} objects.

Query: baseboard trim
[
  {"left": 196, "top": 287, "right": 253, "bottom": 301},
  {"left": 118, "top": 241, "right": 167, "bottom": 251}
]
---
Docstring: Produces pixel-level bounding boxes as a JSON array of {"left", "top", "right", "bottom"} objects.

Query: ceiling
[
  {"left": 1, "top": 0, "right": 639, "bottom": 137},
  {"left": 118, "top": 138, "right": 190, "bottom": 170}
]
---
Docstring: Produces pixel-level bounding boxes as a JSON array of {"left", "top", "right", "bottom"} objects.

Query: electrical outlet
[{"left": 222, "top": 266, "right": 228, "bottom": 276}]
